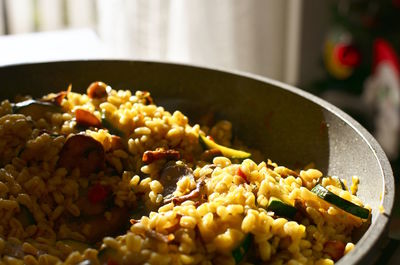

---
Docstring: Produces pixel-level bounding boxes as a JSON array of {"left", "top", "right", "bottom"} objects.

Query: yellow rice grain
[{"left": 0, "top": 88, "right": 367, "bottom": 265}]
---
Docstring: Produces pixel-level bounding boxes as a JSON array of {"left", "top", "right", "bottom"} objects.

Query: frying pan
[{"left": 0, "top": 60, "right": 394, "bottom": 264}]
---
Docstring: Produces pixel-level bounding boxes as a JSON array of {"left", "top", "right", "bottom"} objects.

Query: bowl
[{"left": 0, "top": 60, "right": 394, "bottom": 264}]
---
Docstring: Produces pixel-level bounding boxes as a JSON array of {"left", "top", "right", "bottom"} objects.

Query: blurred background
[{"left": 0, "top": 0, "right": 400, "bottom": 168}]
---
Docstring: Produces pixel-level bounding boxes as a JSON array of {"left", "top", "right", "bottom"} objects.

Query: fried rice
[{"left": 0, "top": 82, "right": 370, "bottom": 265}]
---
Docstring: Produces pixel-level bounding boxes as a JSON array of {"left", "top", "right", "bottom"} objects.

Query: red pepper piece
[
  {"left": 75, "top": 109, "right": 102, "bottom": 127},
  {"left": 206, "top": 135, "right": 215, "bottom": 142},
  {"left": 88, "top": 184, "right": 110, "bottom": 204},
  {"left": 237, "top": 167, "right": 249, "bottom": 183}
]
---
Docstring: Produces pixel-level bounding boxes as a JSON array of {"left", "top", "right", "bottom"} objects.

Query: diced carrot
[{"left": 237, "top": 167, "right": 249, "bottom": 183}]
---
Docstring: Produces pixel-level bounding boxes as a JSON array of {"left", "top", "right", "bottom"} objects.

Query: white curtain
[{"left": 97, "top": 0, "right": 301, "bottom": 83}]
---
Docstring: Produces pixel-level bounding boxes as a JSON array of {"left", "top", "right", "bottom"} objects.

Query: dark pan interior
[{"left": 0, "top": 60, "right": 394, "bottom": 265}]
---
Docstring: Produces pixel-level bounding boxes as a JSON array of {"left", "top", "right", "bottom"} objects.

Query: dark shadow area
[{"left": 0, "top": 60, "right": 329, "bottom": 171}]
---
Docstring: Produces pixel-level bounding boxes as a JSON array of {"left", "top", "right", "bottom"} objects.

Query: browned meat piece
[
  {"left": 144, "top": 229, "right": 175, "bottom": 243},
  {"left": 323, "top": 240, "right": 345, "bottom": 261},
  {"left": 142, "top": 148, "right": 180, "bottom": 164},
  {"left": 110, "top": 135, "right": 124, "bottom": 151},
  {"left": 164, "top": 178, "right": 206, "bottom": 205},
  {"left": 58, "top": 134, "right": 105, "bottom": 177},
  {"left": 163, "top": 164, "right": 215, "bottom": 205},
  {"left": 140, "top": 91, "right": 154, "bottom": 105},
  {"left": 159, "top": 161, "right": 194, "bottom": 197},
  {"left": 75, "top": 109, "right": 102, "bottom": 128},
  {"left": 68, "top": 206, "right": 130, "bottom": 244},
  {"left": 129, "top": 220, "right": 174, "bottom": 243},
  {"left": 87, "top": 81, "right": 108, "bottom": 99},
  {"left": 164, "top": 214, "right": 183, "bottom": 234},
  {"left": 200, "top": 148, "right": 222, "bottom": 162},
  {"left": 43, "top": 84, "right": 71, "bottom": 106}
]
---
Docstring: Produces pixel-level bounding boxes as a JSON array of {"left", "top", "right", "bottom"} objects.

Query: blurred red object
[
  {"left": 373, "top": 38, "right": 400, "bottom": 75},
  {"left": 335, "top": 44, "right": 361, "bottom": 67}
]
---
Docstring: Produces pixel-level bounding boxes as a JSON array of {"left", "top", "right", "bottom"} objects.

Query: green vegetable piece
[
  {"left": 199, "top": 134, "right": 251, "bottom": 159},
  {"left": 311, "top": 184, "right": 370, "bottom": 219},
  {"left": 12, "top": 99, "right": 61, "bottom": 120},
  {"left": 232, "top": 234, "right": 252, "bottom": 264},
  {"left": 98, "top": 247, "right": 121, "bottom": 264},
  {"left": 332, "top": 176, "right": 347, "bottom": 190},
  {"left": 101, "top": 111, "right": 125, "bottom": 137},
  {"left": 16, "top": 205, "right": 35, "bottom": 226},
  {"left": 319, "top": 176, "right": 347, "bottom": 190},
  {"left": 267, "top": 197, "right": 297, "bottom": 219},
  {"left": 60, "top": 240, "right": 92, "bottom": 253}
]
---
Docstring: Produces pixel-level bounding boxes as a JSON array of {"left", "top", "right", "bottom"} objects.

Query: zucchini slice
[
  {"left": 267, "top": 197, "right": 297, "bottom": 219},
  {"left": 101, "top": 111, "right": 125, "bottom": 137},
  {"left": 311, "top": 184, "right": 369, "bottom": 219},
  {"left": 199, "top": 134, "right": 251, "bottom": 159},
  {"left": 232, "top": 234, "right": 252, "bottom": 264},
  {"left": 332, "top": 176, "right": 347, "bottom": 190},
  {"left": 98, "top": 247, "right": 121, "bottom": 265},
  {"left": 58, "top": 134, "right": 105, "bottom": 178},
  {"left": 60, "top": 240, "right": 92, "bottom": 253},
  {"left": 16, "top": 205, "right": 35, "bottom": 226},
  {"left": 320, "top": 176, "right": 346, "bottom": 190},
  {"left": 12, "top": 99, "right": 61, "bottom": 120}
]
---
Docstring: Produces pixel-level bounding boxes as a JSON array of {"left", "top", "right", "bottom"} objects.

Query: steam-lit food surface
[{"left": 0, "top": 82, "right": 370, "bottom": 265}]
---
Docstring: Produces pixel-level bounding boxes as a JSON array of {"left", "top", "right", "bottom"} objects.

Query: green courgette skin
[
  {"left": 311, "top": 184, "right": 369, "bottom": 219},
  {"left": 330, "top": 176, "right": 347, "bottom": 190},
  {"left": 101, "top": 112, "right": 125, "bottom": 137},
  {"left": 12, "top": 99, "right": 61, "bottom": 120},
  {"left": 267, "top": 197, "right": 297, "bottom": 219},
  {"left": 319, "top": 176, "right": 346, "bottom": 191},
  {"left": 232, "top": 234, "right": 252, "bottom": 264},
  {"left": 16, "top": 205, "right": 35, "bottom": 226}
]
